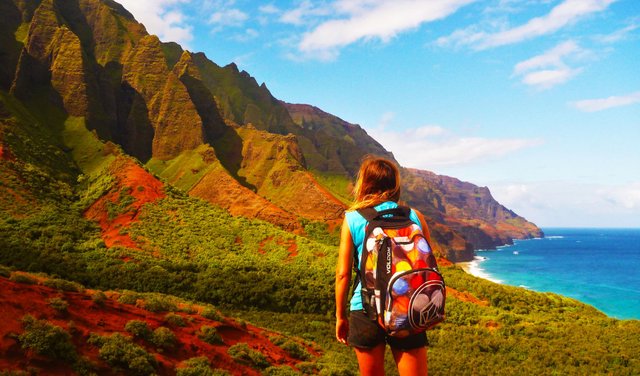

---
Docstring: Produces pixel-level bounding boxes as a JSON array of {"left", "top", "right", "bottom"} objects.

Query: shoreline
[{"left": 455, "top": 256, "right": 503, "bottom": 284}]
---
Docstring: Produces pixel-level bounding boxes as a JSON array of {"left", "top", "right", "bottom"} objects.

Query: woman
[{"left": 335, "top": 157, "right": 431, "bottom": 376}]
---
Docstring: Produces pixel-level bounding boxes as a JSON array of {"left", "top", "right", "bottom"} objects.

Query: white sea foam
[
  {"left": 465, "top": 256, "right": 503, "bottom": 284},
  {"left": 546, "top": 236, "right": 564, "bottom": 239}
]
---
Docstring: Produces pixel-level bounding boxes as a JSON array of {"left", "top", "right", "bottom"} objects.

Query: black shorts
[{"left": 347, "top": 310, "right": 428, "bottom": 350}]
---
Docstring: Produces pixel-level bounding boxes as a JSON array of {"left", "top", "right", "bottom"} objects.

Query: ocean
[{"left": 466, "top": 228, "right": 640, "bottom": 320}]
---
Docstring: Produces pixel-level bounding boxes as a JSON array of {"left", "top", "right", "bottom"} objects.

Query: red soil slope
[
  {"left": 0, "top": 275, "right": 315, "bottom": 375},
  {"left": 84, "top": 156, "right": 165, "bottom": 249}
]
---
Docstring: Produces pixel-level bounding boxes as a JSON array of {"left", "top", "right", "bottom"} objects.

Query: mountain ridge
[{"left": 0, "top": 0, "right": 541, "bottom": 259}]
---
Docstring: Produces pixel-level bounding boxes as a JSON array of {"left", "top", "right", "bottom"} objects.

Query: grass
[
  {"left": 62, "top": 116, "right": 115, "bottom": 176},
  {"left": 146, "top": 144, "right": 217, "bottom": 191},
  {"left": 309, "top": 170, "right": 353, "bottom": 205}
]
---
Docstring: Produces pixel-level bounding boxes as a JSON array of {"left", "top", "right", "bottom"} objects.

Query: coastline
[
  {"left": 454, "top": 228, "right": 640, "bottom": 321},
  {"left": 455, "top": 256, "right": 503, "bottom": 284}
]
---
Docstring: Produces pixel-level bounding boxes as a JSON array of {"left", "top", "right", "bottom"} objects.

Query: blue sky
[{"left": 117, "top": 0, "right": 640, "bottom": 228}]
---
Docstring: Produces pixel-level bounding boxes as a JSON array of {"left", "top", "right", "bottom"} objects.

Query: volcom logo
[
  {"left": 409, "top": 281, "right": 445, "bottom": 328},
  {"left": 386, "top": 244, "right": 392, "bottom": 274}
]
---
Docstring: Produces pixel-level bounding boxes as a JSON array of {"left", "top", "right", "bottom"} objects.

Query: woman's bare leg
[
  {"left": 354, "top": 344, "right": 386, "bottom": 376},
  {"left": 392, "top": 346, "right": 428, "bottom": 376}
]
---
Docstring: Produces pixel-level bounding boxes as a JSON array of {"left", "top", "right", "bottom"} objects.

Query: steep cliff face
[
  {"left": 404, "top": 168, "right": 543, "bottom": 252},
  {"left": 221, "top": 125, "right": 345, "bottom": 221},
  {"left": 284, "top": 102, "right": 395, "bottom": 176},
  {"left": 172, "top": 51, "right": 229, "bottom": 142},
  {"left": 121, "top": 35, "right": 205, "bottom": 160}
]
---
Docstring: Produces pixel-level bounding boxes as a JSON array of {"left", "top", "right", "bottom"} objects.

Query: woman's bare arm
[{"left": 335, "top": 216, "right": 354, "bottom": 344}]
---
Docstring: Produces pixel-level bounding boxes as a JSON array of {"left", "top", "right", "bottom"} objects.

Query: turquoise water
[{"left": 470, "top": 228, "right": 640, "bottom": 320}]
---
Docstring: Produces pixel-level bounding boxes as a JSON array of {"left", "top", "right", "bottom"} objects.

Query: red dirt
[
  {"left": 84, "top": 156, "right": 165, "bottom": 250},
  {"left": 257, "top": 237, "right": 298, "bottom": 259},
  {"left": 446, "top": 286, "right": 489, "bottom": 307},
  {"left": 0, "top": 145, "right": 14, "bottom": 161},
  {"left": 0, "top": 275, "right": 315, "bottom": 375}
]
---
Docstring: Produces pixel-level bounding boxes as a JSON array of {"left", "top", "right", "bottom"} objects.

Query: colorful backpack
[{"left": 355, "top": 206, "right": 446, "bottom": 337}]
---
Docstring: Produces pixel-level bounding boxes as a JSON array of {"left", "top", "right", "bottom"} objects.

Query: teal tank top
[{"left": 345, "top": 201, "right": 422, "bottom": 311}]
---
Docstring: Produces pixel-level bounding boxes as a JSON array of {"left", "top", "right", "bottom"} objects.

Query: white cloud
[
  {"left": 259, "top": 4, "right": 280, "bottom": 14},
  {"left": 512, "top": 40, "right": 586, "bottom": 90},
  {"left": 490, "top": 181, "right": 640, "bottom": 227},
  {"left": 209, "top": 8, "right": 249, "bottom": 28},
  {"left": 521, "top": 66, "right": 583, "bottom": 89},
  {"left": 572, "top": 91, "right": 640, "bottom": 112},
  {"left": 599, "top": 182, "right": 640, "bottom": 209},
  {"left": 231, "top": 28, "right": 259, "bottom": 42},
  {"left": 295, "top": 0, "right": 474, "bottom": 59},
  {"left": 594, "top": 22, "right": 639, "bottom": 43},
  {"left": 513, "top": 40, "right": 580, "bottom": 75},
  {"left": 367, "top": 116, "right": 541, "bottom": 168},
  {"left": 116, "top": 0, "right": 193, "bottom": 46},
  {"left": 280, "top": 1, "right": 332, "bottom": 26},
  {"left": 438, "top": 0, "right": 615, "bottom": 50}
]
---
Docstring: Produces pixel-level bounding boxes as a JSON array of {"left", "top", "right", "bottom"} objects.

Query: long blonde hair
[{"left": 349, "top": 157, "right": 401, "bottom": 211}]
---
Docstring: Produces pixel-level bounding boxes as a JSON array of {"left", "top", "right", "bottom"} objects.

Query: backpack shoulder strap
[
  {"left": 357, "top": 205, "right": 412, "bottom": 221},
  {"left": 357, "top": 207, "right": 379, "bottom": 222}
]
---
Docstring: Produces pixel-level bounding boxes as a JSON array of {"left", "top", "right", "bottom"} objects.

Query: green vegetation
[
  {"left": 48, "top": 297, "right": 69, "bottom": 313},
  {"left": 19, "top": 315, "right": 77, "bottom": 362},
  {"left": 118, "top": 291, "right": 141, "bottom": 305},
  {"left": 200, "top": 306, "right": 224, "bottom": 321},
  {"left": 0, "top": 265, "right": 11, "bottom": 277},
  {"left": 91, "top": 291, "right": 107, "bottom": 306},
  {"left": 9, "top": 274, "right": 36, "bottom": 285},
  {"left": 146, "top": 145, "right": 217, "bottom": 191},
  {"left": 197, "top": 325, "right": 223, "bottom": 345},
  {"left": 227, "top": 343, "right": 270, "bottom": 369},
  {"left": 106, "top": 186, "right": 136, "bottom": 220},
  {"left": 271, "top": 336, "right": 311, "bottom": 361},
  {"left": 176, "top": 357, "right": 230, "bottom": 376},
  {"left": 143, "top": 294, "right": 178, "bottom": 313},
  {"left": 233, "top": 265, "right": 640, "bottom": 376},
  {"left": 150, "top": 326, "right": 177, "bottom": 349},
  {"left": 125, "top": 320, "right": 151, "bottom": 340},
  {"left": 309, "top": 171, "right": 353, "bottom": 205},
  {"left": 43, "top": 278, "right": 84, "bottom": 292},
  {"left": 88, "top": 333, "right": 157, "bottom": 375},
  {"left": 263, "top": 365, "right": 301, "bottom": 376},
  {"left": 165, "top": 312, "right": 186, "bottom": 327},
  {"left": 300, "top": 219, "right": 340, "bottom": 247}
]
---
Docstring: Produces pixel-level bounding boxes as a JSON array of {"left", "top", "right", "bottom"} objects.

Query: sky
[{"left": 117, "top": 0, "right": 640, "bottom": 228}]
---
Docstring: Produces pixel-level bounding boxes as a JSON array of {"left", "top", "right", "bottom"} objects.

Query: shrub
[
  {"left": 200, "top": 306, "right": 223, "bottom": 321},
  {"left": 143, "top": 294, "right": 177, "bottom": 313},
  {"left": 151, "top": 327, "right": 177, "bottom": 349},
  {"left": 180, "top": 305, "right": 196, "bottom": 314},
  {"left": 49, "top": 297, "right": 69, "bottom": 313},
  {"left": 164, "top": 312, "right": 186, "bottom": 327},
  {"left": 175, "top": 356, "right": 230, "bottom": 376},
  {"left": 88, "top": 333, "right": 157, "bottom": 375},
  {"left": 118, "top": 291, "right": 141, "bottom": 305},
  {"left": 279, "top": 340, "right": 311, "bottom": 361},
  {"left": 297, "top": 362, "right": 320, "bottom": 375},
  {"left": 264, "top": 365, "right": 300, "bottom": 376},
  {"left": 10, "top": 274, "right": 36, "bottom": 285},
  {"left": 19, "top": 315, "right": 77, "bottom": 362},
  {"left": 91, "top": 290, "right": 107, "bottom": 306},
  {"left": 227, "top": 343, "right": 270, "bottom": 369},
  {"left": 0, "top": 264, "right": 11, "bottom": 278},
  {"left": 125, "top": 320, "right": 151, "bottom": 340},
  {"left": 72, "top": 356, "right": 98, "bottom": 375},
  {"left": 44, "top": 278, "right": 84, "bottom": 292},
  {"left": 197, "top": 325, "right": 223, "bottom": 345}
]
